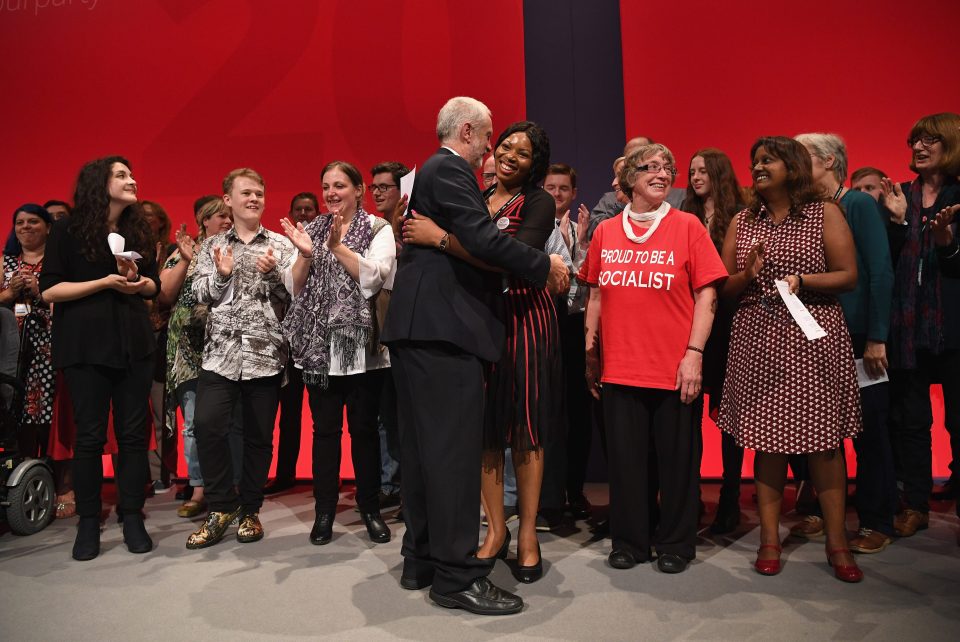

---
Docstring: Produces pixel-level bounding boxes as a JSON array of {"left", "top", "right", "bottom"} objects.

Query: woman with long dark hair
[
  {"left": 682, "top": 149, "right": 746, "bottom": 534},
  {"left": 402, "top": 121, "right": 561, "bottom": 582},
  {"left": 40, "top": 156, "right": 159, "bottom": 560},
  {"left": 879, "top": 112, "right": 960, "bottom": 532},
  {"left": 718, "top": 137, "right": 863, "bottom": 582}
]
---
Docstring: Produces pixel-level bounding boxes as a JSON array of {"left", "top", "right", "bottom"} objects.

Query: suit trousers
[
  {"left": 604, "top": 384, "right": 700, "bottom": 561},
  {"left": 390, "top": 341, "right": 490, "bottom": 595},
  {"left": 63, "top": 356, "right": 154, "bottom": 518},
  {"left": 306, "top": 370, "right": 385, "bottom": 515},
  {"left": 195, "top": 369, "right": 280, "bottom": 514},
  {"left": 559, "top": 311, "right": 592, "bottom": 500}
]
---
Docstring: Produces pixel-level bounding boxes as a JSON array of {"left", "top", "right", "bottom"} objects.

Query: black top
[
  {"left": 39, "top": 218, "right": 160, "bottom": 369},
  {"left": 381, "top": 148, "right": 551, "bottom": 362}
]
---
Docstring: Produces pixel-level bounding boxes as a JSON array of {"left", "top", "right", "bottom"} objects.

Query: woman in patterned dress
[
  {"left": 1, "top": 205, "right": 55, "bottom": 453},
  {"left": 718, "top": 137, "right": 864, "bottom": 582},
  {"left": 402, "top": 121, "right": 560, "bottom": 582}
]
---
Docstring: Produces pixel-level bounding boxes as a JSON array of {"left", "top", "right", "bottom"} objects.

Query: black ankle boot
[
  {"left": 122, "top": 512, "right": 153, "bottom": 554},
  {"left": 73, "top": 516, "right": 101, "bottom": 561}
]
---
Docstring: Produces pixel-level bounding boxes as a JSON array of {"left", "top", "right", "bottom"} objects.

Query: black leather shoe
[
  {"left": 512, "top": 542, "right": 543, "bottom": 583},
  {"left": 478, "top": 529, "right": 510, "bottom": 563},
  {"left": 263, "top": 477, "right": 296, "bottom": 495},
  {"left": 400, "top": 572, "right": 434, "bottom": 590},
  {"left": 567, "top": 493, "right": 592, "bottom": 520},
  {"left": 709, "top": 501, "right": 741, "bottom": 535},
  {"left": 72, "top": 516, "right": 101, "bottom": 561},
  {"left": 361, "top": 511, "right": 391, "bottom": 543},
  {"left": 657, "top": 553, "right": 689, "bottom": 574},
  {"left": 608, "top": 549, "right": 639, "bottom": 569},
  {"left": 122, "top": 512, "right": 153, "bottom": 554},
  {"left": 429, "top": 576, "right": 523, "bottom": 615},
  {"left": 310, "top": 512, "right": 334, "bottom": 545}
]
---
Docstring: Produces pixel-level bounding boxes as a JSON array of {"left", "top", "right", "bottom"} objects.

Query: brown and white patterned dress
[{"left": 717, "top": 201, "right": 861, "bottom": 453}]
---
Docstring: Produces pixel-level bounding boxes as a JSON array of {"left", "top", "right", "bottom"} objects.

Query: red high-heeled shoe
[
  {"left": 826, "top": 547, "right": 863, "bottom": 583},
  {"left": 754, "top": 543, "right": 782, "bottom": 575}
]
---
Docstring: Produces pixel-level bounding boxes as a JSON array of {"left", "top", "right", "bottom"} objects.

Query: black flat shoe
[
  {"left": 400, "top": 560, "right": 434, "bottom": 590},
  {"left": 175, "top": 484, "right": 193, "bottom": 501},
  {"left": 657, "top": 553, "right": 689, "bottom": 574},
  {"left": 263, "top": 477, "right": 296, "bottom": 495},
  {"left": 310, "top": 512, "right": 334, "bottom": 545},
  {"left": 429, "top": 576, "right": 523, "bottom": 616},
  {"left": 709, "top": 501, "right": 741, "bottom": 535},
  {"left": 122, "top": 512, "right": 153, "bottom": 554},
  {"left": 607, "top": 549, "right": 639, "bottom": 570},
  {"left": 361, "top": 511, "right": 391, "bottom": 543},
  {"left": 72, "top": 516, "right": 101, "bottom": 561},
  {"left": 512, "top": 542, "right": 543, "bottom": 583},
  {"left": 478, "top": 529, "right": 511, "bottom": 563}
]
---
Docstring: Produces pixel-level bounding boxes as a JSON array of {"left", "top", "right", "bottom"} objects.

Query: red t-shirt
[{"left": 583, "top": 208, "right": 728, "bottom": 390}]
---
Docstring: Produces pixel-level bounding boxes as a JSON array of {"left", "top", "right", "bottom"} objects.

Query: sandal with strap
[
  {"left": 754, "top": 543, "right": 783, "bottom": 576},
  {"left": 56, "top": 493, "right": 77, "bottom": 519},
  {"left": 826, "top": 547, "right": 863, "bottom": 583}
]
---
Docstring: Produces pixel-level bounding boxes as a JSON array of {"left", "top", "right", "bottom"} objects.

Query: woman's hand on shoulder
[{"left": 402, "top": 211, "right": 445, "bottom": 248}]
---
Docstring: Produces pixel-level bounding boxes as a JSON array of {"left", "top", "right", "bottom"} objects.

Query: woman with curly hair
[
  {"left": 40, "top": 156, "right": 160, "bottom": 560},
  {"left": 402, "top": 121, "right": 561, "bottom": 582},
  {"left": 718, "top": 137, "right": 863, "bottom": 581},
  {"left": 682, "top": 149, "right": 747, "bottom": 534}
]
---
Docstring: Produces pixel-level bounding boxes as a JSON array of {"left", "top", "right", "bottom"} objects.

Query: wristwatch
[{"left": 438, "top": 232, "right": 449, "bottom": 252}]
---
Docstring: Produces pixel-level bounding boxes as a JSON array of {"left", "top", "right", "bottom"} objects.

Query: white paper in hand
[
  {"left": 400, "top": 166, "right": 416, "bottom": 218},
  {"left": 774, "top": 279, "right": 827, "bottom": 341},
  {"left": 107, "top": 232, "right": 143, "bottom": 261},
  {"left": 855, "top": 359, "right": 889, "bottom": 388}
]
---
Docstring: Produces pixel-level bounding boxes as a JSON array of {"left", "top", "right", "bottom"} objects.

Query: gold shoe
[
  {"left": 177, "top": 500, "right": 208, "bottom": 519},
  {"left": 789, "top": 515, "right": 825, "bottom": 539},
  {"left": 237, "top": 513, "right": 264, "bottom": 543},
  {"left": 186, "top": 508, "right": 241, "bottom": 549}
]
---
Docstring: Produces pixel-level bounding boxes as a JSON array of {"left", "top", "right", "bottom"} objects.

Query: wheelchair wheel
[{"left": 7, "top": 465, "right": 55, "bottom": 535}]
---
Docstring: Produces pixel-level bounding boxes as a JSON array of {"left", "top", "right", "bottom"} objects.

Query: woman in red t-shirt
[{"left": 583, "top": 143, "right": 727, "bottom": 574}]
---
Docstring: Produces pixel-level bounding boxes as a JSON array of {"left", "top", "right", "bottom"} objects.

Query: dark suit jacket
[{"left": 381, "top": 148, "right": 550, "bottom": 362}]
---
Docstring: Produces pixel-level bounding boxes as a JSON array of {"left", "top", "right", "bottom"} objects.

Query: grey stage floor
[{"left": 1, "top": 482, "right": 958, "bottom": 641}]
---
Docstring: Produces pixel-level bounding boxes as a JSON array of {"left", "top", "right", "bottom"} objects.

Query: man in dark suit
[{"left": 382, "top": 96, "right": 568, "bottom": 615}]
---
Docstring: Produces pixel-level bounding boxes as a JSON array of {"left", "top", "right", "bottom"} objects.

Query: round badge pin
[{"left": 496, "top": 217, "right": 510, "bottom": 230}]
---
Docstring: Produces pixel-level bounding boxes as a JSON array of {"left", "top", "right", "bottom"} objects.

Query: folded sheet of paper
[
  {"left": 107, "top": 232, "right": 143, "bottom": 260},
  {"left": 855, "top": 358, "right": 889, "bottom": 388},
  {"left": 774, "top": 279, "right": 827, "bottom": 341},
  {"left": 400, "top": 166, "right": 416, "bottom": 218}
]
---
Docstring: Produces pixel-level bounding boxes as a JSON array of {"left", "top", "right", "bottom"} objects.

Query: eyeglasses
[
  {"left": 908, "top": 135, "right": 940, "bottom": 148},
  {"left": 636, "top": 162, "right": 677, "bottom": 177},
  {"left": 368, "top": 183, "right": 398, "bottom": 194}
]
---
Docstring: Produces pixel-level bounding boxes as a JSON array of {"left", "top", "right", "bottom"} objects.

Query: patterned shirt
[{"left": 192, "top": 225, "right": 294, "bottom": 381}]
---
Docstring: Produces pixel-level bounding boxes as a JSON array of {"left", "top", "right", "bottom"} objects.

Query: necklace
[{"left": 833, "top": 185, "right": 844, "bottom": 200}]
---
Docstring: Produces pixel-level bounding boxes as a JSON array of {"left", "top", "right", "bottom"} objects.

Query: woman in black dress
[
  {"left": 40, "top": 156, "right": 160, "bottom": 560},
  {"left": 403, "top": 121, "right": 561, "bottom": 582}
]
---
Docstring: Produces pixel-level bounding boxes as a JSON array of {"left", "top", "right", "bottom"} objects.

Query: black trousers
[
  {"left": 274, "top": 363, "right": 305, "bottom": 480},
  {"left": 390, "top": 342, "right": 490, "bottom": 595},
  {"left": 306, "top": 370, "right": 385, "bottom": 515},
  {"left": 195, "top": 369, "right": 281, "bottom": 514},
  {"left": 604, "top": 384, "right": 700, "bottom": 561},
  {"left": 379, "top": 367, "right": 401, "bottom": 488},
  {"left": 889, "top": 349, "right": 960, "bottom": 513},
  {"left": 559, "top": 311, "right": 592, "bottom": 500},
  {"left": 63, "top": 356, "right": 154, "bottom": 518},
  {"left": 853, "top": 381, "right": 897, "bottom": 535}
]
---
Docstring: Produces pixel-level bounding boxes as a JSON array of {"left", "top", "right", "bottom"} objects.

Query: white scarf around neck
[{"left": 621, "top": 201, "right": 670, "bottom": 244}]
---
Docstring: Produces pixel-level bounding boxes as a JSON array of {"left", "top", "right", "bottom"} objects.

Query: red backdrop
[{"left": 0, "top": 0, "right": 953, "bottom": 478}]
